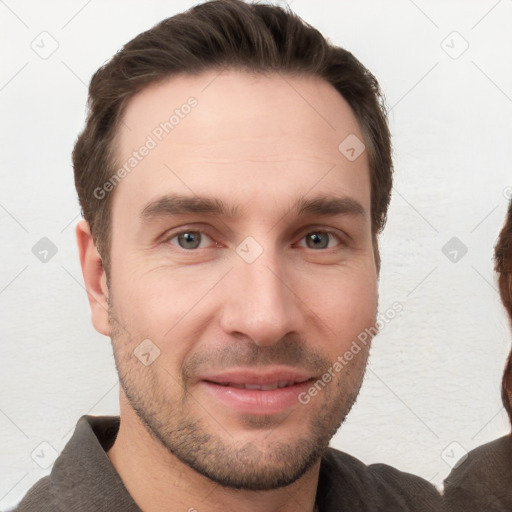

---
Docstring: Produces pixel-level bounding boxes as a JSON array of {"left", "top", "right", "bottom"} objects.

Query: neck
[{"left": 107, "top": 395, "right": 321, "bottom": 512}]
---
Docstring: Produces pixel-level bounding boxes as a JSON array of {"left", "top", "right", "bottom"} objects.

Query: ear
[{"left": 76, "top": 220, "right": 110, "bottom": 336}]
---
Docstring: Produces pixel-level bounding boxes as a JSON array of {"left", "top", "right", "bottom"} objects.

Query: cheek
[
  {"left": 110, "top": 265, "right": 220, "bottom": 353},
  {"left": 300, "top": 266, "right": 377, "bottom": 338},
  {"left": 296, "top": 265, "right": 377, "bottom": 308}
]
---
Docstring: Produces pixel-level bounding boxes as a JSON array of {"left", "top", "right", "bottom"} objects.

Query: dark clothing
[
  {"left": 443, "top": 434, "right": 512, "bottom": 512},
  {"left": 14, "top": 416, "right": 140, "bottom": 512},
  {"left": 13, "top": 415, "right": 441, "bottom": 511}
]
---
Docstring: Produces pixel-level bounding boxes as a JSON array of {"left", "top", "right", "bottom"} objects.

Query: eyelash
[{"left": 163, "top": 228, "right": 345, "bottom": 251}]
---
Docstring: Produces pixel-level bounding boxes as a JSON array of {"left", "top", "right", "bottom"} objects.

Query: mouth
[
  {"left": 206, "top": 379, "right": 311, "bottom": 390},
  {"left": 198, "top": 369, "right": 317, "bottom": 415}
]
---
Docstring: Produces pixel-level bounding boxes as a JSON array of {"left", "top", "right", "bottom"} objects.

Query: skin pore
[{"left": 77, "top": 70, "right": 378, "bottom": 512}]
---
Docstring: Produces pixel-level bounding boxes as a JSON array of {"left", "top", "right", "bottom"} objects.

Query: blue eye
[
  {"left": 165, "top": 229, "right": 343, "bottom": 252},
  {"left": 299, "top": 231, "right": 342, "bottom": 249},
  {"left": 169, "top": 231, "right": 213, "bottom": 250}
]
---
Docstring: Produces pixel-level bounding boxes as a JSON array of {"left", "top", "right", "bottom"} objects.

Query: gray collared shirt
[{"left": 13, "top": 415, "right": 441, "bottom": 511}]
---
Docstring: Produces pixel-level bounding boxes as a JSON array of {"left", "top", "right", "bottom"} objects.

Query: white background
[{"left": 1, "top": 0, "right": 511, "bottom": 508}]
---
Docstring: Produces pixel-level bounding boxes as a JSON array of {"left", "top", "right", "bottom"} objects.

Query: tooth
[
  {"left": 245, "top": 384, "right": 262, "bottom": 390},
  {"left": 221, "top": 381, "right": 299, "bottom": 390}
]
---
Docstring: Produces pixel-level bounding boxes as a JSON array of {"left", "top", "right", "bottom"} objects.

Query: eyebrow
[{"left": 140, "top": 193, "right": 365, "bottom": 223}]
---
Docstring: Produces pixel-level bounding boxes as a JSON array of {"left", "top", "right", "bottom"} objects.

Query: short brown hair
[
  {"left": 495, "top": 199, "right": 512, "bottom": 425},
  {"left": 73, "top": 0, "right": 392, "bottom": 276}
]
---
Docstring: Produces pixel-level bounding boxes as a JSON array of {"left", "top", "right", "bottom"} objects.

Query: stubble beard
[{"left": 108, "top": 301, "right": 369, "bottom": 491}]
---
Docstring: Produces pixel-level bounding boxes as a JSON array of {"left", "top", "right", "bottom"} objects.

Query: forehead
[
  {"left": 112, "top": 70, "right": 370, "bottom": 219},
  {"left": 118, "top": 69, "right": 364, "bottom": 154}
]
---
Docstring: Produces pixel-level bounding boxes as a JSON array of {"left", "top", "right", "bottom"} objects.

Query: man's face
[{"left": 105, "top": 70, "right": 378, "bottom": 490}]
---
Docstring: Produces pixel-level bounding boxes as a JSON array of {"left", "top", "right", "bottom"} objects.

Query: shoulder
[
  {"left": 10, "top": 475, "right": 58, "bottom": 512},
  {"left": 317, "top": 447, "right": 441, "bottom": 512},
  {"left": 443, "top": 434, "right": 512, "bottom": 512},
  {"left": 11, "top": 415, "right": 129, "bottom": 512},
  {"left": 445, "top": 434, "right": 512, "bottom": 482}
]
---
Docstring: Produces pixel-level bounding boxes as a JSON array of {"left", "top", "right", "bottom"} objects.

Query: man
[
  {"left": 443, "top": 199, "right": 512, "bottom": 511},
  {"left": 14, "top": 1, "right": 440, "bottom": 510}
]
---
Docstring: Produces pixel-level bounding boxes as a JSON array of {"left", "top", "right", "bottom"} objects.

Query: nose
[{"left": 219, "top": 247, "right": 303, "bottom": 347}]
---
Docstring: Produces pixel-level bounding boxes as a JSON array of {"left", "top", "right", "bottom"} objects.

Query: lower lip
[{"left": 199, "top": 380, "right": 314, "bottom": 415}]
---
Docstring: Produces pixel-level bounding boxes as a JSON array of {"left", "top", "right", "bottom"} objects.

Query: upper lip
[{"left": 200, "top": 367, "right": 315, "bottom": 386}]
